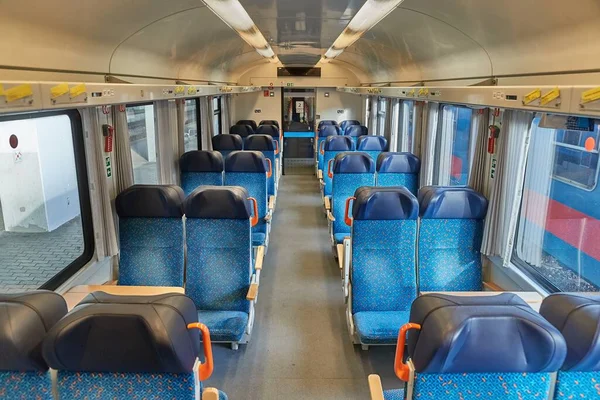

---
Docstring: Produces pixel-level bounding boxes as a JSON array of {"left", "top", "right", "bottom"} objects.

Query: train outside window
[
  {"left": 126, "top": 104, "right": 158, "bottom": 184},
  {"left": 513, "top": 115, "right": 600, "bottom": 292},
  {"left": 377, "top": 97, "right": 387, "bottom": 137},
  {"left": 212, "top": 96, "right": 222, "bottom": 136},
  {"left": 184, "top": 99, "right": 200, "bottom": 152},
  {"left": 400, "top": 100, "right": 415, "bottom": 152},
  {"left": 436, "top": 105, "right": 473, "bottom": 186},
  {"left": 0, "top": 113, "right": 89, "bottom": 292}
]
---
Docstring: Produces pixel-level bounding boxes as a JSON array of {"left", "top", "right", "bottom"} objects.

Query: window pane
[
  {"left": 401, "top": 101, "right": 415, "bottom": 152},
  {"left": 513, "top": 116, "right": 600, "bottom": 292},
  {"left": 377, "top": 98, "right": 387, "bottom": 136},
  {"left": 126, "top": 104, "right": 158, "bottom": 184},
  {"left": 0, "top": 115, "right": 85, "bottom": 292},
  {"left": 184, "top": 100, "right": 199, "bottom": 152},
  {"left": 436, "top": 105, "right": 473, "bottom": 185}
]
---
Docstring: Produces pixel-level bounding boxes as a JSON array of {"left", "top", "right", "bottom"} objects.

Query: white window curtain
[
  {"left": 468, "top": 109, "right": 490, "bottom": 195},
  {"left": 111, "top": 105, "right": 134, "bottom": 194},
  {"left": 515, "top": 116, "right": 555, "bottom": 266},
  {"left": 481, "top": 110, "right": 534, "bottom": 264},
  {"left": 389, "top": 99, "right": 401, "bottom": 152},
  {"left": 221, "top": 95, "right": 233, "bottom": 135},
  {"left": 155, "top": 100, "right": 179, "bottom": 185},
  {"left": 200, "top": 96, "right": 214, "bottom": 150},
  {"left": 434, "top": 105, "right": 455, "bottom": 186},
  {"left": 176, "top": 100, "right": 186, "bottom": 156},
  {"left": 369, "top": 97, "right": 378, "bottom": 135},
  {"left": 399, "top": 101, "right": 411, "bottom": 152},
  {"left": 419, "top": 102, "right": 440, "bottom": 187},
  {"left": 364, "top": 96, "right": 371, "bottom": 128},
  {"left": 80, "top": 107, "right": 119, "bottom": 261}
]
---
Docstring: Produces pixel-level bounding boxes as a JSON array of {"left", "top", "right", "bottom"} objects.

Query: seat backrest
[
  {"left": 340, "top": 120, "right": 360, "bottom": 133},
  {"left": 331, "top": 152, "right": 375, "bottom": 238},
  {"left": 317, "top": 125, "right": 341, "bottom": 170},
  {"left": 256, "top": 124, "right": 280, "bottom": 139},
  {"left": 184, "top": 187, "right": 253, "bottom": 313},
  {"left": 116, "top": 185, "right": 185, "bottom": 286},
  {"left": 230, "top": 124, "right": 254, "bottom": 138},
  {"left": 376, "top": 152, "right": 421, "bottom": 195},
  {"left": 418, "top": 187, "right": 488, "bottom": 291},
  {"left": 179, "top": 150, "right": 224, "bottom": 196},
  {"left": 244, "top": 134, "right": 277, "bottom": 195},
  {"left": 323, "top": 135, "right": 354, "bottom": 196},
  {"left": 351, "top": 187, "right": 418, "bottom": 314},
  {"left": 344, "top": 125, "right": 368, "bottom": 146},
  {"left": 236, "top": 119, "right": 258, "bottom": 131},
  {"left": 43, "top": 293, "right": 205, "bottom": 399},
  {"left": 402, "top": 294, "right": 566, "bottom": 398},
  {"left": 318, "top": 120, "right": 338, "bottom": 130},
  {"left": 357, "top": 135, "right": 388, "bottom": 161},
  {"left": 259, "top": 120, "right": 279, "bottom": 129},
  {"left": 212, "top": 134, "right": 243, "bottom": 159}
]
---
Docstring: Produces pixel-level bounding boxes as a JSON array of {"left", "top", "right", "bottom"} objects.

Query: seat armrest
[
  {"left": 327, "top": 210, "right": 335, "bottom": 222},
  {"left": 324, "top": 196, "right": 331, "bottom": 211},
  {"left": 368, "top": 375, "right": 385, "bottom": 400},
  {"left": 246, "top": 282, "right": 259, "bottom": 301},
  {"left": 317, "top": 170, "right": 323, "bottom": 180},
  {"left": 254, "top": 245, "right": 265, "bottom": 271},
  {"left": 269, "top": 195, "right": 276, "bottom": 211},
  {"left": 202, "top": 388, "right": 220, "bottom": 400},
  {"left": 336, "top": 244, "right": 344, "bottom": 270},
  {"left": 343, "top": 237, "right": 352, "bottom": 298}
]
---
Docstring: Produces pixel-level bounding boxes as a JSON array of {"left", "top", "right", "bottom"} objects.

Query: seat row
[
  {"left": 116, "top": 185, "right": 270, "bottom": 347},
  {"left": 340, "top": 186, "right": 487, "bottom": 346},
  {"left": 317, "top": 133, "right": 386, "bottom": 179},
  {"left": 370, "top": 292, "right": 600, "bottom": 400},
  {"left": 323, "top": 152, "right": 421, "bottom": 243},
  {"left": 231, "top": 120, "right": 282, "bottom": 173},
  {"left": 0, "top": 290, "right": 227, "bottom": 400}
]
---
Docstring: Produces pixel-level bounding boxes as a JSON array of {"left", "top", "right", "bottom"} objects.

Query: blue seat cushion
[
  {"left": 197, "top": 310, "right": 248, "bottom": 342},
  {"left": 252, "top": 232, "right": 266, "bottom": 246},
  {"left": 384, "top": 388, "right": 405, "bottom": 400},
  {"left": 353, "top": 311, "right": 411, "bottom": 344},
  {"left": 334, "top": 233, "right": 348, "bottom": 244}
]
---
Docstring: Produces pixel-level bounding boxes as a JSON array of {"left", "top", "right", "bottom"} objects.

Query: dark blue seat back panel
[
  {"left": 245, "top": 135, "right": 277, "bottom": 195},
  {"left": 230, "top": 124, "right": 254, "bottom": 138},
  {"left": 184, "top": 186, "right": 251, "bottom": 220},
  {"left": 323, "top": 136, "right": 354, "bottom": 196},
  {"left": 318, "top": 120, "right": 338, "bottom": 130},
  {"left": 408, "top": 293, "right": 567, "bottom": 374},
  {"left": 236, "top": 120, "right": 257, "bottom": 131},
  {"left": 345, "top": 125, "right": 368, "bottom": 137},
  {"left": 259, "top": 120, "right": 279, "bottom": 129},
  {"left": 420, "top": 187, "right": 488, "bottom": 219},
  {"left": 212, "top": 135, "right": 243, "bottom": 161},
  {"left": 357, "top": 136, "right": 388, "bottom": 161},
  {"left": 352, "top": 186, "right": 419, "bottom": 221},
  {"left": 317, "top": 125, "right": 341, "bottom": 170},
  {"left": 256, "top": 124, "right": 279, "bottom": 138},
  {"left": 340, "top": 120, "right": 360, "bottom": 133},
  {"left": 332, "top": 175, "right": 375, "bottom": 237},
  {"left": 376, "top": 152, "right": 420, "bottom": 194},
  {"left": 333, "top": 152, "right": 375, "bottom": 174},
  {"left": 224, "top": 154, "right": 268, "bottom": 223},
  {"left": 116, "top": 185, "right": 185, "bottom": 287},
  {"left": 180, "top": 151, "right": 224, "bottom": 196},
  {"left": 225, "top": 151, "right": 268, "bottom": 173}
]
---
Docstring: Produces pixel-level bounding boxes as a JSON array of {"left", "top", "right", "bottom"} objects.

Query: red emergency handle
[{"left": 103, "top": 124, "right": 114, "bottom": 153}]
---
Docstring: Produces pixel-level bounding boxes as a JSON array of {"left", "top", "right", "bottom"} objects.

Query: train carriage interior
[{"left": 1, "top": 1, "right": 600, "bottom": 399}]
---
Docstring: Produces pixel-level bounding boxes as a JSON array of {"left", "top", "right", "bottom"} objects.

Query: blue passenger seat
[
  {"left": 344, "top": 125, "right": 368, "bottom": 146},
  {"left": 539, "top": 293, "right": 600, "bottom": 398},
  {"left": 230, "top": 124, "right": 254, "bottom": 140},
  {"left": 318, "top": 120, "right": 338, "bottom": 130},
  {"left": 115, "top": 185, "right": 185, "bottom": 287},
  {"left": 180, "top": 150, "right": 224, "bottom": 196},
  {"left": 255, "top": 125, "right": 281, "bottom": 178},
  {"left": 212, "top": 134, "right": 243, "bottom": 159},
  {"left": 418, "top": 187, "right": 488, "bottom": 291},
  {"left": 236, "top": 119, "right": 258, "bottom": 132},
  {"left": 245, "top": 134, "right": 279, "bottom": 197},
  {"left": 259, "top": 120, "right": 279, "bottom": 129},
  {"left": 340, "top": 120, "right": 360, "bottom": 133},
  {"left": 330, "top": 152, "right": 375, "bottom": 244},
  {"left": 317, "top": 124, "right": 340, "bottom": 173},
  {"left": 348, "top": 187, "right": 419, "bottom": 345},
  {"left": 371, "top": 293, "right": 567, "bottom": 400},
  {"left": 357, "top": 135, "right": 388, "bottom": 161},
  {"left": 322, "top": 135, "right": 354, "bottom": 197},
  {"left": 0, "top": 291, "right": 67, "bottom": 400},
  {"left": 376, "top": 152, "right": 421, "bottom": 195},
  {"left": 184, "top": 187, "right": 259, "bottom": 347},
  {"left": 43, "top": 292, "right": 228, "bottom": 399},
  {"left": 224, "top": 151, "right": 272, "bottom": 248}
]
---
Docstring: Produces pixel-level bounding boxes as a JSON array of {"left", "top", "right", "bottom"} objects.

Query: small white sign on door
[{"left": 296, "top": 101, "right": 304, "bottom": 113}]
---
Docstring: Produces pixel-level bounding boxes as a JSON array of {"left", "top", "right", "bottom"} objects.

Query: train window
[
  {"left": 184, "top": 99, "right": 200, "bottom": 152},
  {"left": 512, "top": 116, "right": 600, "bottom": 292},
  {"left": 212, "top": 96, "right": 222, "bottom": 136},
  {"left": 434, "top": 105, "right": 473, "bottom": 185},
  {"left": 399, "top": 100, "right": 415, "bottom": 152},
  {"left": 0, "top": 111, "right": 92, "bottom": 292},
  {"left": 126, "top": 104, "right": 158, "bottom": 184},
  {"left": 377, "top": 97, "right": 387, "bottom": 137}
]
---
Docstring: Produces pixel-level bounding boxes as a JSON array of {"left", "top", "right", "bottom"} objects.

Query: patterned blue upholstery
[
  {"left": 377, "top": 174, "right": 417, "bottom": 195},
  {"left": 554, "top": 371, "right": 600, "bottom": 398},
  {"left": 119, "top": 218, "right": 185, "bottom": 287},
  {"left": 180, "top": 151, "right": 224, "bottom": 196},
  {"left": 376, "top": 153, "right": 420, "bottom": 195},
  {"left": 225, "top": 172, "right": 268, "bottom": 237},
  {"left": 245, "top": 135, "right": 277, "bottom": 196},
  {"left": 354, "top": 311, "right": 411, "bottom": 345},
  {"left": 344, "top": 125, "right": 368, "bottom": 146},
  {"left": 323, "top": 136, "right": 354, "bottom": 196},
  {"left": 181, "top": 172, "right": 223, "bottom": 196},
  {"left": 383, "top": 388, "right": 404, "bottom": 400},
  {"left": 317, "top": 125, "right": 340, "bottom": 171},
  {"left": 332, "top": 174, "right": 375, "bottom": 242},
  {"left": 197, "top": 310, "right": 249, "bottom": 343},
  {"left": 357, "top": 136, "right": 388, "bottom": 163},
  {"left": 0, "top": 372, "right": 52, "bottom": 400}
]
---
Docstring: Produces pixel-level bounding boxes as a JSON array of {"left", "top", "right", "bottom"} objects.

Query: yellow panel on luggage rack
[
  {"left": 540, "top": 88, "right": 560, "bottom": 106},
  {"left": 523, "top": 89, "right": 541, "bottom": 105},
  {"left": 50, "top": 83, "right": 70, "bottom": 99},
  {"left": 5, "top": 84, "right": 33, "bottom": 102},
  {"left": 581, "top": 87, "right": 600, "bottom": 104}
]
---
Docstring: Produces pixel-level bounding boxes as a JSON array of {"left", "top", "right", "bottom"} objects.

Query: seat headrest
[
  {"left": 357, "top": 135, "right": 388, "bottom": 151},
  {"left": 408, "top": 293, "right": 567, "bottom": 374},
  {"left": 212, "top": 134, "right": 243, "bottom": 151},
  {"left": 259, "top": 120, "right": 279, "bottom": 128},
  {"left": 352, "top": 187, "right": 418, "bottom": 220},
  {"left": 344, "top": 125, "right": 368, "bottom": 137},
  {"left": 377, "top": 152, "right": 421, "bottom": 173},
  {"left": 0, "top": 291, "right": 67, "bottom": 371},
  {"left": 340, "top": 120, "right": 360, "bottom": 130},
  {"left": 245, "top": 134, "right": 276, "bottom": 151},
  {"left": 224, "top": 151, "right": 268, "bottom": 173},
  {"left": 318, "top": 124, "right": 341, "bottom": 137},
  {"left": 420, "top": 187, "right": 488, "bottom": 219},
  {"left": 540, "top": 293, "right": 600, "bottom": 371},
  {"left": 333, "top": 152, "right": 375, "bottom": 174},
  {"left": 116, "top": 185, "right": 185, "bottom": 218},
  {"left": 180, "top": 150, "right": 223, "bottom": 173},
  {"left": 256, "top": 124, "right": 279, "bottom": 137},
  {"left": 236, "top": 120, "right": 257, "bottom": 131},
  {"left": 184, "top": 186, "right": 252, "bottom": 219},
  {"left": 229, "top": 124, "right": 253, "bottom": 137},
  {"left": 324, "top": 135, "right": 353, "bottom": 151},
  {"left": 318, "top": 120, "right": 338, "bottom": 130},
  {"left": 43, "top": 293, "right": 200, "bottom": 373}
]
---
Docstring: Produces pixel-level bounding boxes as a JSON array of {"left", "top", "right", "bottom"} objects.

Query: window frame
[
  {"left": 551, "top": 131, "right": 600, "bottom": 192},
  {"left": 126, "top": 102, "right": 160, "bottom": 184},
  {"left": 0, "top": 109, "right": 94, "bottom": 291},
  {"left": 377, "top": 97, "right": 387, "bottom": 136},
  {"left": 212, "top": 96, "right": 222, "bottom": 136},
  {"left": 183, "top": 98, "right": 202, "bottom": 152}
]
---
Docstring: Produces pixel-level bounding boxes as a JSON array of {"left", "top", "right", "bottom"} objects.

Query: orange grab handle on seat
[
  {"left": 327, "top": 159, "right": 334, "bottom": 179},
  {"left": 187, "top": 323, "right": 214, "bottom": 381},
  {"left": 274, "top": 140, "right": 280, "bottom": 155},
  {"left": 344, "top": 197, "right": 356, "bottom": 227},
  {"left": 320, "top": 141, "right": 325, "bottom": 155},
  {"left": 266, "top": 158, "right": 273, "bottom": 178},
  {"left": 394, "top": 323, "right": 421, "bottom": 382},
  {"left": 248, "top": 197, "right": 259, "bottom": 227}
]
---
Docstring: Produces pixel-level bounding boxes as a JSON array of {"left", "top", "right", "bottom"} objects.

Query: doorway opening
[{"left": 282, "top": 88, "right": 315, "bottom": 175}]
